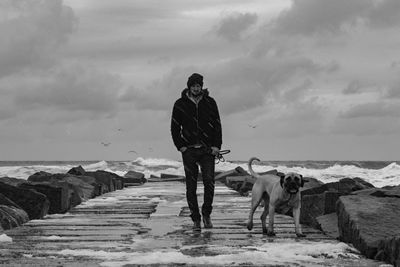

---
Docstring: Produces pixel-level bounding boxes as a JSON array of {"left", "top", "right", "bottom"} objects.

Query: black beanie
[{"left": 187, "top": 73, "right": 203, "bottom": 88}]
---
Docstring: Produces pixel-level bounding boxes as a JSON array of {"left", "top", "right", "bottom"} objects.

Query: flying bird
[
  {"left": 128, "top": 150, "right": 138, "bottom": 154},
  {"left": 248, "top": 124, "right": 257, "bottom": 129},
  {"left": 101, "top": 142, "right": 111, "bottom": 147}
]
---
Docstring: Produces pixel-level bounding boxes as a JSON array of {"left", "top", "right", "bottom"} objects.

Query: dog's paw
[
  {"left": 247, "top": 222, "right": 253, "bottom": 231},
  {"left": 296, "top": 233, "right": 306, "bottom": 238}
]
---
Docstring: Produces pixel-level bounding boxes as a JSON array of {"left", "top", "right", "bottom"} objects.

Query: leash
[{"left": 215, "top": 149, "right": 231, "bottom": 164}]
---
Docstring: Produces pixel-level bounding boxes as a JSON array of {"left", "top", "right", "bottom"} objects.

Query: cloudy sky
[{"left": 1, "top": 0, "right": 400, "bottom": 161}]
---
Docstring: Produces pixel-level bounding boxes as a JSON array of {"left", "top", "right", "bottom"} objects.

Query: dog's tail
[{"left": 248, "top": 157, "right": 262, "bottom": 179}]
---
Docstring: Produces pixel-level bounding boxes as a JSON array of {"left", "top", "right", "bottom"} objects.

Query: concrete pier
[{"left": 0, "top": 182, "right": 388, "bottom": 266}]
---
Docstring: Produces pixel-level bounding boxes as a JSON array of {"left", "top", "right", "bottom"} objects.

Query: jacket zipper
[{"left": 195, "top": 101, "right": 199, "bottom": 144}]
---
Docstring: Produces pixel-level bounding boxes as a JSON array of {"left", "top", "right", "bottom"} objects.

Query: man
[{"left": 171, "top": 73, "right": 222, "bottom": 231}]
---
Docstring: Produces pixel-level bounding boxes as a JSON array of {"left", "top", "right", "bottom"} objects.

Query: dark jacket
[{"left": 171, "top": 88, "right": 222, "bottom": 151}]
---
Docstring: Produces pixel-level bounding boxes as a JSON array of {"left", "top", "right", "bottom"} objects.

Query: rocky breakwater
[
  {"left": 217, "top": 166, "right": 399, "bottom": 266},
  {"left": 337, "top": 185, "right": 400, "bottom": 267},
  {"left": 0, "top": 166, "right": 146, "bottom": 232}
]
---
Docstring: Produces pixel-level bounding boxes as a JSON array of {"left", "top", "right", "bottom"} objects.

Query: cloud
[
  {"left": 342, "top": 80, "right": 363, "bottom": 94},
  {"left": 214, "top": 12, "right": 258, "bottom": 42},
  {"left": 282, "top": 79, "right": 313, "bottom": 102},
  {"left": 270, "top": 0, "right": 400, "bottom": 36},
  {"left": 0, "top": 0, "right": 76, "bottom": 77},
  {"left": 385, "top": 83, "right": 400, "bottom": 98},
  {"left": 209, "top": 55, "right": 335, "bottom": 115},
  {"left": 367, "top": 0, "right": 400, "bottom": 28},
  {"left": 14, "top": 62, "right": 122, "bottom": 117},
  {"left": 340, "top": 102, "right": 400, "bottom": 118},
  {"left": 272, "top": 0, "right": 370, "bottom": 35}
]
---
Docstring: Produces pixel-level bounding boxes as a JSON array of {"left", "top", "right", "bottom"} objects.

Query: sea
[{"left": 1, "top": 158, "right": 399, "bottom": 188}]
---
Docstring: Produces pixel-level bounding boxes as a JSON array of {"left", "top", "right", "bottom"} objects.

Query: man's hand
[
  {"left": 179, "top": 147, "right": 188, "bottom": 153},
  {"left": 210, "top": 147, "right": 220, "bottom": 156}
]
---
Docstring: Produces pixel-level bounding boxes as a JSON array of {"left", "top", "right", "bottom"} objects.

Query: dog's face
[{"left": 279, "top": 172, "right": 304, "bottom": 194}]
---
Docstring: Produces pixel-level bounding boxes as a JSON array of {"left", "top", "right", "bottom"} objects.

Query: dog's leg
[
  {"left": 293, "top": 206, "right": 306, "bottom": 237},
  {"left": 247, "top": 186, "right": 264, "bottom": 231},
  {"left": 260, "top": 195, "right": 269, "bottom": 234},
  {"left": 267, "top": 204, "right": 276, "bottom": 236}
]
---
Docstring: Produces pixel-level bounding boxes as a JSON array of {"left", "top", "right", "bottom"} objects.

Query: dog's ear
[
  {"left": 277, "top": 172, "right": 285, "bottom": 188},
  {"left": 300, "top": 174, "right": 304, "bottom": 187}
]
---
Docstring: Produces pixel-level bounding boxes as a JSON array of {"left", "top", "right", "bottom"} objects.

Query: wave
[
  {"left": 0, "top": 159, "right": 399, "bottom": 187},
  {"left": 82, "top": 160, "right": 109, "bottom": 171},
  {"left": 132, "top": 157, "right": 182, "bottom": 168}
]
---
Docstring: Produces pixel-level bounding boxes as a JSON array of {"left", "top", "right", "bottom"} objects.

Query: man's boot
[
  {"left": 202, "top": 215, "right": 213, "bottom": 229},
  {"left": 193, "top": 220, "right": 201, "bottom": 231}
]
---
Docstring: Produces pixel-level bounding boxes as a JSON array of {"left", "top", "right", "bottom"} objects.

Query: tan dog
[{"left": 246, "top": 157, "right": 306, "bottom": 237}]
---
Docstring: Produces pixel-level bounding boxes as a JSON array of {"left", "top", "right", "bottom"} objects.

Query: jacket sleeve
[
  {"left": 171, "top": 101, "right": 185, "bottom": 151},
  {"left": 211, "top": 99, "right": 222, "bottom": 149}
]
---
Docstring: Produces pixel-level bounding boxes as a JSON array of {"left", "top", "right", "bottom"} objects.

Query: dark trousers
[{"left": 182, "top": 147, "right": 215, "bottom": 222}]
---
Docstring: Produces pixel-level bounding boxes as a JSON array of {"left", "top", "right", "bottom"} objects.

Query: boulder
[
  {"left": 67, "top": 165, "right": 86, "bottom": 176},
  {"left": 85, "top": 170, "right": 124, "bottom": 191},
  {"left": 28, "top": 172, "right": 97, "bottom": 200},
  {"left": 299, "top": 191, "right": 341, "bottom": 228},
  {"left": 298, "top": 177, "right": 375, "bottom": 227},
  {"left": 225, "top": 175, "right": 255, "bottom": 196},
  {"left": 0, "top": 204, "right": 29, "bottom": 227},
  {"left": 301, "top": 177, "right": 324, "bottom": 191},
  {"left": 0, "top": 177, "right": 26, "bottom": 186},
  {"left": 0, "top": 181, "right": 49, "bottom": 219},
  {"left": 325, "top": 177, "right": 374, "bottom": 194},
  {"left": 124, "top": 171, "right": 147, "bottom": 185},
  {"left": 161, "top": 173, "right": 184, "bottom": 179},
  {"left": 353, "top": 177, "right": 375, "bottom": 189},
  {"left": 377, "top": 236, "right": 400, "bottom": 267},
  {"left": 215, "top": 166, "right": 249, "bottom": 184},
  {"left": 316, "top": 213, "right": 339, "bottom": 239},
  {"left": 336, "top": 188, "right": 400, "bottom": 266},
  {"left": 0, "top": 193, "right": 21, "bottom": 209},
  {"left": 19, "top": 181, "right": 75, "bottom": 214},
  {"left": 0, "top": 205, "right": 30, "bottom": 231}
]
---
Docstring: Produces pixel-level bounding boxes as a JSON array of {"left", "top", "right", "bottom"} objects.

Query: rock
[
  {"left": 215, "top": 169, "right": 240, "bottom": 182},
  {"left": 301, "top": 177, "right": 324, "bottom": 191},
  {"left": 0, "top": 193, "right": 21, "bottom": 209},
  {"left": 148, "top": 176, "right": 185, "bottom": 182},
  {"left": 235, "top": 166, "right": 250, "bottom": 176},
  {"left": 316, "top": 213, "right": 339, "bottom": 239},
  {"left": 336, "top": 190, "right": 400, "bottom": 265},
  {"left": 353, "top": 186, "right": 400, "bottom": 198},
  {"left": 28, "top": 172, "right": 97, "bottom": 200},
  {"left": 377, "top": 236, "right": 400, "bottom": 267},
  {"left": 67, "top": 165, "right": 86, "bottom": 176},
  {"left": 353, "top": 177, "right": 375, "bottom": 189},
  {"left": 225, "top": 175, "right": 255, "bottom": 196},
  {"left": 161, "top": 173, "right": 184, "bottom": 179},
  {"left": 325, "top": 178, "right": 374, "bottom": 194},
  {"left": 299, "top": 191, "right": 341, "bottom": 228},
  {"left": 0, "top": 181, "right": 49, "bottom": 219},
  {"left": 300, "top": 177, "right": 375, "bottom": 216},
  {"left": 0, "top": 177, "right": 26, "bottom": 186},
  {"left": 85, "top": 170, "right": 121, "bottom": 192},
  {"left": 124, "top": 171, "right": 147, "bottom": 185},
  {"left": 19, "top": 181, "right": 76, "bottom": 214},
  {"left": 0, "top": 205, "right": 30, "bottom": 230}
]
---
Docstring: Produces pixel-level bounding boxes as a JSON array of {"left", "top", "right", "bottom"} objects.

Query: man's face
[{"left": 189, "top": 84, "right": 202, "bottom": 96}]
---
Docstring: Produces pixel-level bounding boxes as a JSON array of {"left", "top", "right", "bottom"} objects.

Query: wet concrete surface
[{"left": 0, "top": 182, "right": 392, "bottom": 267}]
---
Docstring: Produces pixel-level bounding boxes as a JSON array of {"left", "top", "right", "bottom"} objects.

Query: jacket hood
[{"left": 181, "top": 88, "right": 210, "bottom": 98}]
